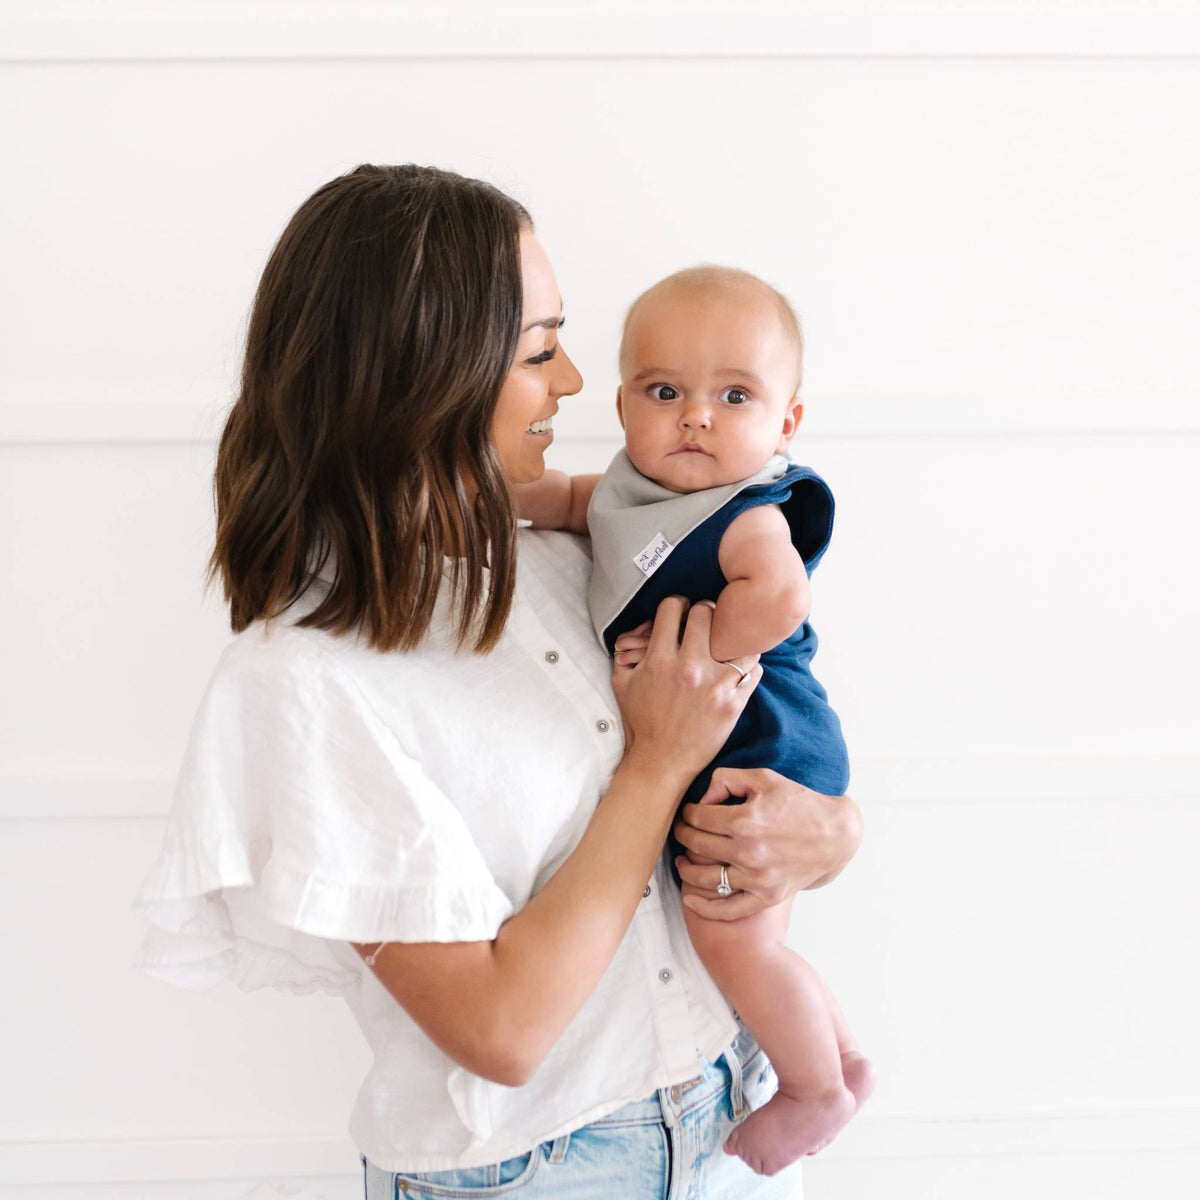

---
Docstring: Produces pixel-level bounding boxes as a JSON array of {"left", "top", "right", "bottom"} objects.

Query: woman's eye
[
  {"left": 720, "top": 387, "right": 750, "bottom": 405},
  {"left": 527, "top": 345, "right": 558, "bottom": 365},
  {"left": 648, "top": 384, "right": 679, "bottom": 401}
]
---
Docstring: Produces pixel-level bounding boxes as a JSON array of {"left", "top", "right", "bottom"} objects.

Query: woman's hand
[
  {"left": 672, "top": 767, "right": 863, "bottom": 920},
  {"left": 610, "top": 597, "right": 760, "bottom": 788}
]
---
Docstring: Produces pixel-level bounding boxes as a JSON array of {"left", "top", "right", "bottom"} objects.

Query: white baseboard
[{"left": 4, "top": 1108, "right": 1198, "bottom": 1185}]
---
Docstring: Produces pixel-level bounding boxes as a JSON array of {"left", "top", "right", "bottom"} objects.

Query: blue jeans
[{"left": 361, "top": 1028, "right": 801, "bottom": 1199}]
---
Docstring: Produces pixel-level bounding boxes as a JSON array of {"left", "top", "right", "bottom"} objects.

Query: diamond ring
[{"left": 717, "top": 864, "right": 733, "bottom": 897}]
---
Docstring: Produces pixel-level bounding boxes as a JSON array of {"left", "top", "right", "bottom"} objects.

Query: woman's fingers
[
  {"left": 675, "top": 854, "right": 733, "bottom": 892},
  {"left": 676, "top": 767, "right": 862, "bottom": 900},
  {"left": 679, "top": 597, "right": 716, "bottom": 655},
  {"left": 645, "top": 595, "right": 690, "bottom": 655},
  {"left": 693, "top": 766, "right": 766, "bottom": 807},
  {"left": 613, "top": 624, "right": 652, "bottom": 667},
  {"left": 672, "top": 820, "right": 733, "bottom": 864},
  {"left": 675, "top": 855, "right": 778, "bottom": 922},
  {"left": 681, "top": 889, "right": 767, "bottom": 922},
  {"left": 614, "top": 633, "right": 650, "bottom": 650}
]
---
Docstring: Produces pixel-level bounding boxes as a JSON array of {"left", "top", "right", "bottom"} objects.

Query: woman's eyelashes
[{"left": 525, "top": 316, "right": 566, "bottom": 365}]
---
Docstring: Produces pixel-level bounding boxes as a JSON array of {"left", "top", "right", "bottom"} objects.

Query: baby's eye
[
  {"left": 720, "top": 387, "right": 750, "bottom": 405},
  {"left": 648, "top": 384, "right": 679, "bottom": 401}
]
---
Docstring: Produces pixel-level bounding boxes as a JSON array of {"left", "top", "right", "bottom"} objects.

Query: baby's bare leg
[
  {"left": 685, "top": 900, "right": 861, "bottom": 1176},
  {"left": 814, "top": 965, "right": 878, "bottom": 1110}
]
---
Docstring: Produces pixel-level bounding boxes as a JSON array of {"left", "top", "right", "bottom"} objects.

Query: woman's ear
[{"left": 777, "top": 396, "right": 804, "bottom": 450}]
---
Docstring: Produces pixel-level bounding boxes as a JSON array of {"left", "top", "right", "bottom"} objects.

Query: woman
[{"left": 136, "top": 164, "right": 862, "bottom": 1197}]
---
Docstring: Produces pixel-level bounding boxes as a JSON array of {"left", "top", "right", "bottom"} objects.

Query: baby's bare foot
[
  {"left": 841, "top": 1051, "right": 877, "bottom": 1109},
  {"left": 724, "top": 1085, "right": 856, "bottom": 1176}
]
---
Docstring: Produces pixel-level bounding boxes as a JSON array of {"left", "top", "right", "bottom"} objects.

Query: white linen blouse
[{"left": 134, "top": 529, "right": 738, "bottom": 1172}]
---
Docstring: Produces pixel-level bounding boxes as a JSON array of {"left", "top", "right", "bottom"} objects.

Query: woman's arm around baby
[{"left": 354, "top": 596, "right": 761, "bottom": 1086}]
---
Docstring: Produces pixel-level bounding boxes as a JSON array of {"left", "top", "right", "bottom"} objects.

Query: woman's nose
[{"left": 553, "top": 347, "right": 584, "bottom": 399}]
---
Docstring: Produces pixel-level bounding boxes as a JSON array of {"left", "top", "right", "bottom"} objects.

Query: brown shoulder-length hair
[{"left": 210, "top": 164, "right": 532, "bottom": 653}]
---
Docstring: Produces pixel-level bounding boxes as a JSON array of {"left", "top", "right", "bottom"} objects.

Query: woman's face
[{"left": 490, "top": 229, "right": 583, "bottom": 485}]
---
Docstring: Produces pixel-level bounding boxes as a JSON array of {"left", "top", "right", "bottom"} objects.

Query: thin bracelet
[{"left": 364, "top": 942, "right": 388, "bottom": 967}]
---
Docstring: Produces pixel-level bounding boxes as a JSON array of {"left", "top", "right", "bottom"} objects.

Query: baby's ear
[
  {"left": 777, "top": 396, "right": 804, "bottom": 449},
  {"left": 615, "top": 386, "right": 626, "bottom": 430}
]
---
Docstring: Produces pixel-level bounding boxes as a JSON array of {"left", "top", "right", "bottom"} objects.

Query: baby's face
[{"left": 617, "top": 285, "right": 802, "bottom": 493}]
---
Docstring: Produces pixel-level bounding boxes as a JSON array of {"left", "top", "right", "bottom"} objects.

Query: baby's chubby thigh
[{"left": 683, "top": 898, "right": 794, "bottom": 1001}]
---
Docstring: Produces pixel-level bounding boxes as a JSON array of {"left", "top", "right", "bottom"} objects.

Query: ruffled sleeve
[{"left": 133, "top": 628, "right": 515, "bottom": 996}]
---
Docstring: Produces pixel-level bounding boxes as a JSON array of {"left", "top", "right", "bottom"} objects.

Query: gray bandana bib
[{"left": 586, "top": 449, "right": 790, "bottom": 649}]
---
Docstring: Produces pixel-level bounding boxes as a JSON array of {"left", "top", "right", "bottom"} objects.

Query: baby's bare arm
[
  {"left": 515, "top": 470, "right": 601, "bottom": 533},
  {"left": 710, "top": 505, "right": 810, "bottom": 662}
]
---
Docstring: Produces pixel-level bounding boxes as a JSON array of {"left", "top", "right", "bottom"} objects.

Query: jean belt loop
[
  {"left": 361, "top": 1156, "right": 392, "bottom": 1200},
  {"left": 547, "top": 1133, "right": 571, "bottom": 1163},
  {"left": 724, "top": 1039, "right": 751, "bottom": 1121}
]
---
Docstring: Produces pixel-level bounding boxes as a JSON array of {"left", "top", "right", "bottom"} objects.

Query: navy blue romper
[{"left": 601, "top": 465, "right": 850, "bottom": 813}]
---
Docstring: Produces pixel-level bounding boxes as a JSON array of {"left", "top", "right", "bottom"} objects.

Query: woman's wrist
[{"left": 613, "top": 744, "right": 694, "bottom": 811}]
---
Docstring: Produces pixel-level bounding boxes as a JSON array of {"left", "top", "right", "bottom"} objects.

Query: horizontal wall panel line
[
  {"left": 3, "top": 11, "right": 1200, "bottom": 63},
  {"left": 3, "top": 755, "right": 1196, "bottom": 821},
  {"left": 2, "top": 395, "right": 1197, "bottom": 445},
  {"left": 3, "top": 1107, "right": 1198, "bottom": 1184}
]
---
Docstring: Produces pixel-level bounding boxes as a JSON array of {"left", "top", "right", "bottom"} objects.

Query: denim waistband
[
  {"left": 574, "top": 1024, "right": 757, "bottom": 1130},
  {"left": 361, "top": 1026, "right": 759, "bottom": 1191}
]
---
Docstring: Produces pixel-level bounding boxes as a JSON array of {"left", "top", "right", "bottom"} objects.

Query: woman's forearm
[
  {"left": 358, "top": 749, "right": 691, "bottom": 1086},
  {"left": 488, "top": 749, "right": 693, "bottom": 1074}
]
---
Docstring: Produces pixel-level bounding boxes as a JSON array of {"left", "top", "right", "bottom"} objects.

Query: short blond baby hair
[{"left": 619, "top": 265, "right": 804, "bottom": 390}]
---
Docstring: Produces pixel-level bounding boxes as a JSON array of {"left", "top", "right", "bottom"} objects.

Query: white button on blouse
[{"left": 134, "top": 530, "right": 737, "bottom": 1173}]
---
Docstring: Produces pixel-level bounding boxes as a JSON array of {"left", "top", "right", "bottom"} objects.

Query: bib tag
[{"left": 633, "top": 532, "right": 673, "bottom": 577}]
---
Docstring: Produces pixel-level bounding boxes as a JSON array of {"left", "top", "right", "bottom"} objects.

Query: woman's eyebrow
[{"left": 521, "top": 308, "right": 565, "bottom": 333}]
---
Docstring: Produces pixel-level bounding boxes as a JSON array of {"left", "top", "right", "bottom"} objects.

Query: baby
[{"left": 519, "top": 266, "right": 875, "bottom": 1175}]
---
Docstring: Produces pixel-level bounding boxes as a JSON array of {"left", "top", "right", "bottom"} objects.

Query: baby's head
[{"left": 616, "top": 266, "right": 804, "bottom": 493}]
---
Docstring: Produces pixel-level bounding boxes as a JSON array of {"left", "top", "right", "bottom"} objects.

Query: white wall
[{"left": 2, "top": 3, "right": 1199, "bottom": 1197}]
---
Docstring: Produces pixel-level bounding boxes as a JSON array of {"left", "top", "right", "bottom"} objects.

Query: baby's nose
[{"left": 679, "top": 402, "right": 712, "bottom": 428}]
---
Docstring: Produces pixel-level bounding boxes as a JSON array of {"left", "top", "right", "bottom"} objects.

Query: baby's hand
[{"left": 613, "top": 620, "right": 653, "bottom": 667}]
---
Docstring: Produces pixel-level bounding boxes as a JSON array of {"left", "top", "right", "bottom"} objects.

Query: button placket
[
  {"left": 513, "top": 597, "right": 623, "bottom": 760},
  {"left": 631, "top": 896, "right": 701, "bottom": 1080}
]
